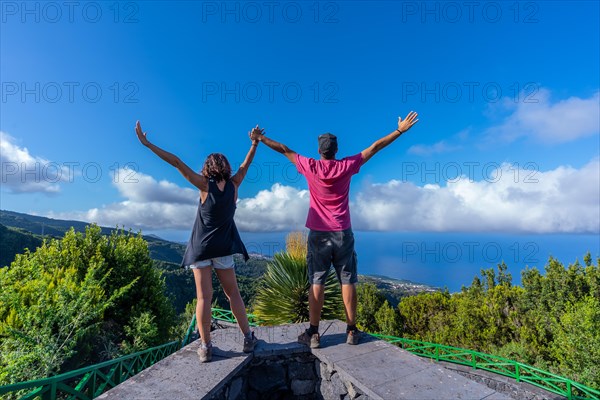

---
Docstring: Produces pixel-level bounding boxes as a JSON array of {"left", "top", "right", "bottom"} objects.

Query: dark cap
[{"left": 318, "top": 133, "right": 338, "bottom": 158}]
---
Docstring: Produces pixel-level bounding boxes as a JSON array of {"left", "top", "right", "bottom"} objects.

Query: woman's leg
[
  {"left": 214, "top": 268, "right": 250, "bottom": 335},
  {"left": 192, "top": 267, "right": 214, "bottom": 344}
]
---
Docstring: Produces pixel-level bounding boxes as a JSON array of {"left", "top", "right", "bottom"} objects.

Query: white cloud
[
  {"left": 114, "top": 168, "right": 198, "bottom": 205},
  {"left": 48, "top": 168, "right": 200, "bottom": 230},
  {"left": 52, "top": 160, "right": 599, "bottom": 234},
  {"left": 235, "top": 184, "right": 309, "bottom": 231},
  {"left": 484, "top": 89, "right": 599, "bottom": 144},
  {"left": 0, "top": 131, "right": 69, "bottom": 194},
  {"left": 352, "top": 159, "right": 600, "bottom": 233},
  {"left": 408, "top": 140, "right": 462, "bottom": 156}
]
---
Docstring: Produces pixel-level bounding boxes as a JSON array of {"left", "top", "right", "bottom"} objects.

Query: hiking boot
[
  {"left": 346, "top": 329, "right": 363, "bottom": 345},
  {"left": 298, "top": 329, "right": 320, "bottom": 348},
  {"left": 197, "top": 341, "right": 212, "bottom": 363},
  {"left": 243, "top": 332, "right": 258, "bottom": 353}
]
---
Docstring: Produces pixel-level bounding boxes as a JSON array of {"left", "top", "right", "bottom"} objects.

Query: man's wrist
[{"left": 396, "top": 128, "right": 403, "bottom": 134}]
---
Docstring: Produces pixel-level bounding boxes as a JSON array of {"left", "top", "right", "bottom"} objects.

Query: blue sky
[{"left": 1, "top": 1, "right": 599, "bottom": 288}]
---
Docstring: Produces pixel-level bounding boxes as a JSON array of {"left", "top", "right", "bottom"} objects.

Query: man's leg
[
  {"left": 341, "top": 283, "right": 357, "bottom": 326},
  {"left": 309, "top": 283, "right": 326, "bottom": 327},
  {"left": 299, "top": 230, "right": 332, "bottom": 348},
  {"left": 332, "top": 229, "right": 361, "bottom": 344}
]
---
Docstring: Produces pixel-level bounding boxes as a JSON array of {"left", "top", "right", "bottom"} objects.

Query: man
[{"left": 250, "top": 111, "right": 419, "bottom": 347}]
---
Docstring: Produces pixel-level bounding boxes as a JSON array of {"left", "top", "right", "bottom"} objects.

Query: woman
[{"left": 135, "top": 121, "right": 261, "bottom": 362}]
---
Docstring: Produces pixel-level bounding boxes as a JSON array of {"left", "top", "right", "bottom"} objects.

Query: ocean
[{"left": 240, "top": 231, "right": 600, "bottom": 292}]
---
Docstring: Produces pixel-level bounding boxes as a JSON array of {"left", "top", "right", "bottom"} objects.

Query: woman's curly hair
[{"left": 201, "top": 153, "right": 232, "bottom": 182}]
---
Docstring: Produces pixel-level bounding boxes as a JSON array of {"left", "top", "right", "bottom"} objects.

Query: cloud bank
[{"left": 50, "top": 160, "right": 599, "bottom": 234}]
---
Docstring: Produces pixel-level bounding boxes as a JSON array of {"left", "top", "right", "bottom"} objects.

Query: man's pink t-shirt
[{"left": 295, "top": 153, "right": 363, "bottom": 231}]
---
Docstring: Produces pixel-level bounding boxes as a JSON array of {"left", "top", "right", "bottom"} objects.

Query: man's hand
[
  {"left": 249, "top": 124, "right": 265, "bottom": 144},
  {"left": 397, "top": 111, "right": 419, "bottom": 133},
  {"left": 360, "top": 111, "right": 420, "bottom": 165},
  {"left": 135, "top": 121, "right": 150, "bottom": 146}
]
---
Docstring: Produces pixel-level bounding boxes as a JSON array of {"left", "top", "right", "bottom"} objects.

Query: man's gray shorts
[{"left": 307, "top": 228, "right": 358, "bottom": 285}]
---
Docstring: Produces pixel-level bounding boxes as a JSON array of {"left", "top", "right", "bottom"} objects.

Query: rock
[
  {"left": 320, "top": 371, "right": 348, "bottom": 400},
  {"left": 319, "top": 361, "right": 334, "bottom": 381},
  {"left": 288, "top": 360, "right": 317, "bottom": 381},
  {"left": 246, "top": 389, "right": 260, "bottom": 400},
  {"left": 227, "top": 377, "right": 243, "bottom": 400},
  {"left": 291, "top": 379, "right": 315, "bottom": 396},
  {"left": 344, "top": 380, "right": 364, "bottom": 399},
  {"left": 331, "top": 372, "right": 348, "bottom": 397},
  {"left": 248, "top": 362, "right": 286, "bottom": 393}
]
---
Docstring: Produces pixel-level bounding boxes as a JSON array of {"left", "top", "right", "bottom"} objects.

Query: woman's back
[
  {"left": 200, "top": 179, "right": 236, "bottom": 228},
  {"left": 181, "top": 179, "right": 249, "bottom": 266}
]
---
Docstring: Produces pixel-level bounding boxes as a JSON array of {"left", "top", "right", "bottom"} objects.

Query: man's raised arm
[
  {"left": 250, "top": 130, "right": 297, "bottom": 164},
  {"left": 360, "top": 111, "right": 419, "bottom": 165}
]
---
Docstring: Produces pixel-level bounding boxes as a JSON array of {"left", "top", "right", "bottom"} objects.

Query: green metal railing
[
  {"left": 371, "top": 334, "right": 600, "bottom": 400},
  {"left": 0, "top": 340, "right": 180, "bottom": 400},
  {"left": 210, "top": 307, "right": 260, "bottom": 327},
  {"left": 181, "top": 308, "right": 260, "bottom": 349}
]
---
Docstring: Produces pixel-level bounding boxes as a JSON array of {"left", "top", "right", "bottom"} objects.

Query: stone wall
[{"left": 318, "top": 359, "right": 368, "bottom": 400}]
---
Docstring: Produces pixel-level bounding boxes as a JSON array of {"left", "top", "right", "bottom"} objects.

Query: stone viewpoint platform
[{"left": 98, "top": 321, "right": 516, "bottom": 400}]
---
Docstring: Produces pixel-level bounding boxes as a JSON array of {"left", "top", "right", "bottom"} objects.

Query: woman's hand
[
  {"left": 135, "top": 121, "right": 150, "bottom": 146},
  {"left": 249, "top": 124, "right": 264, "bottom": 144}
]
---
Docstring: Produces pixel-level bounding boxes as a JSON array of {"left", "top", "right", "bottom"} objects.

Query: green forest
[{"left": 0, "top": 223, "right": 598, "bottom": 391}]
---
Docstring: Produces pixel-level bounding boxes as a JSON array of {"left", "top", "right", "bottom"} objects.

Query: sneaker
[
  {"left": 197, "top": 341, "right": 212, "bottom": 363},
  {"left": 346, "top": 329, "right": 363, "bottom": 345},
  {"left": 243, "top": 332, "right": 258, "bottom": 353},
  {"left": 298, "top": 329, "right": 320, "bottom": 349}
]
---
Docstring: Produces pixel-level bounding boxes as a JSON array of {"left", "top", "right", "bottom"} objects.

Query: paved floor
[{"left": 98, "top": 320, "right": 512, "bottom": 400}]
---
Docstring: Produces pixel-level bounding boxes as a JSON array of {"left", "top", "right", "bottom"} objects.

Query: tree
[
  {"left": 356, "top": 283, "right": 385, "bottom": 332},
  {"left": 398, "top": 290, "right": 453, "bottom": 343},
  {"left": 550, "top": 295, "right": 600, "bottom": 388},
  {"left": 374, "top": 300, "right": 401, "bottom": 336},
  {"left": 0, "top": 255, "right": 122, "bottom": 385},
  {"left": 0, "top": 225, "right": 176, "bottom": 385}
]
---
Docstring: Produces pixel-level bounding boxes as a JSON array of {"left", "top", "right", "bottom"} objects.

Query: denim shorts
[
  {"left": 187, "top": 255, "right": 234, "bottom": 270},
  {"left": 307, "top": 228, "right": 358, "bottom": 285}
]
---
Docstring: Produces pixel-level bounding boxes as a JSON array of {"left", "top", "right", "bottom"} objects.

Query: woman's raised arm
[
  {"left": 231, "top": 125, "right": 262, "bottom": 187},
  {"left": 135, "top": 121, "right": 208, "bottom": 191}
]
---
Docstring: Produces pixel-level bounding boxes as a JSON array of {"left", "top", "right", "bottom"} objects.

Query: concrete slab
[
  {"left": 97, "top": 337, "right": 251, "bottom": 400},
  {"left": 374, "top": 365, "right": 509, "bottom": 400},
  {"left": 312, "top": 320, "right": 510, "bottom": 400},
  {"left": 333, "top": 346, "right": 431, "bottom": 385},
  {"left": 252, "top": 323, "right": 313, "bottom": 357}
]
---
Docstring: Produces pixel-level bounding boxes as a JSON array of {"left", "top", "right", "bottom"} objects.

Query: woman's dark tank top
[{"left": 181, "top": 179, "right": 249, "bottom": 267}]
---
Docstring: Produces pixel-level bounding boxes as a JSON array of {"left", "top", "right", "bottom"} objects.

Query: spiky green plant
[{"left": 253, "top": 252, "right": 344, "bottom": 325}]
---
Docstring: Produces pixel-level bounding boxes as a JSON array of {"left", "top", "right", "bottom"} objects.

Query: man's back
[{"left": 295, "top": 153, "right": 363, "bottom": 231}]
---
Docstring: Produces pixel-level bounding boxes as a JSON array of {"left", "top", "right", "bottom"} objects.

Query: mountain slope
[
  {"left": 0, "top": 210, "right": 438, "bottom": 312},
  {"left": 0, "top": 223, "right": 44, "bottom": 267}
]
